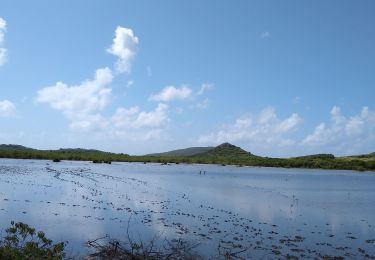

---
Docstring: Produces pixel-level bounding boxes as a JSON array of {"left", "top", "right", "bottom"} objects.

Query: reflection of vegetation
[
  {"left": 87, "top": 235, "right": 201, "bottom": 259},
  {"left": 0, "top": 222, "right": 65, "bottom": 259},
  {"left": 0, "top": 222, "right": 247, "bottom": 259},
  {"left": 0, "top": 143, "right": 374, "bottom": 171}
]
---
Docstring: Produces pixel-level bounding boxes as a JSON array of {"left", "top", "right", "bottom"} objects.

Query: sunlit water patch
[{"left": 0, "top": 159, "right": 374, "bottom": 258}]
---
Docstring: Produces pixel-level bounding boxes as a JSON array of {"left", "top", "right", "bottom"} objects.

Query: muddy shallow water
[{"left": 0, "top": 159, "right": 374, "bottom": 258}]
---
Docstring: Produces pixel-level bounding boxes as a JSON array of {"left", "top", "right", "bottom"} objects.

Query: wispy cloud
[
  {"left": 107, "top": 26, "right": 139, "bottom": 74},
  {"left": 146, "top": 66, "right": 152, "bottom": 77},
  {"left": 149, "top": 85, "right": 193, "bottom": 102},
  {"left": 0, "top": 17, "right": 8, "bottom": 67},
  {"left": 193, "top": 98, "right": 210, "bottom": 110},
  {"left": 197, "top": 83, "right": 214, "bottom": 95},
  {"left": 0, "top": 100, "right": 16, "bottom": 117},
  {"left": 260, "top": 31, "right": 271, "bottom": 39},
  {"left": 126, "top": 80, "right": 134, "bottom": 88}
]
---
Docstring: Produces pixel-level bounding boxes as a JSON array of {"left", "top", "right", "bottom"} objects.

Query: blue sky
[{"left": 0, "top": 0, "right": 374, "bottom": 156}]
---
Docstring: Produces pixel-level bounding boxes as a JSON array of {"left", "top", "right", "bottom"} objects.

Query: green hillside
[
  {"left": 0, "top": 143, "right": 374, "bottom": 171},
  {"left": 195, "top": 142, "right": 253, "bottom": 157},
  {"left": 294, "top": 154, "right": 335, "bottom": 159},
  {"left": 346, "top": 152, "right": 375, "bottom": 159},
  {"left": 147, "top": 146, "right": 214, "bottom": 157},
  {"left": 0, "top": 144, "right": 34, "bottom": 151}
]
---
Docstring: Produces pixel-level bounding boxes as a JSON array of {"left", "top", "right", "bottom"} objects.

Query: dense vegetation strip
[{"left": 0, "top": 143, "right": 374, "bottom": 171}]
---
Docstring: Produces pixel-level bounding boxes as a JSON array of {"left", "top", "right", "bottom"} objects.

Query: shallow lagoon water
[{"left": 0, "top": 158, "right": 374, "bottom": 258}]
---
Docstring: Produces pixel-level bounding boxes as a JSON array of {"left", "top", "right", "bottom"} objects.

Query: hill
[
  {"left": 346, "top": 152, "right": 375, "bottom": 159},
  {"left": 0, "top": 144, "right": 129, "bottom": 162},
  {"left": 147, "top": 146, "right": 214, "bottom": 157},
  {"left": 0, "top": 144, "right": 34, "bottom": 151},
  {"left": 293, "top": 154, "right": 335, "bottom": 159},
  {"left": 193, "top": 142, "right": 253, "bottom": 157},
  {"left": 0, "top": 143, "right": 374, "bottom": 171}
]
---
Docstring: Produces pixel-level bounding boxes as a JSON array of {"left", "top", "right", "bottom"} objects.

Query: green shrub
[{"left": 0, "top": 222, "right": 65, "bottom": 259}]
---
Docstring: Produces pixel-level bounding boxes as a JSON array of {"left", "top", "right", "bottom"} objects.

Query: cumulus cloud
[
  {"left": 149, "top": 86, "right": 193, "bottom": 102},
  {"left": 36, "top": 25, "right": 169, "bottom": 142},
  {"left": 68, "top": 103, "right": 169, "bottom": 141},
  {"left": 0, "top": 17, "right": 8, "bottom": 66},
  {"left": 198, "top": 107, "right": 301, "bottom": 153},
  {"left": 198, "top": 106, "right": 375, "bottom": 156},
  {"left": 302, "top": 106, "right": 375, "bottom": 154},
  {"left": 37, "top": 67, "right": 113, "bottom": 117},
  {"left": 37, "top": 67, "right": 169, "bottom": 139},
  {"left": 0, "top": 100, "right": 15, "bottom": 117},
  {"left": 112, "top": 103, "right": 169, "bottom": 129},
  {"left": 36, "top": 68, "right": 169, "bottom": 139},
  {"left": 107, "top": 26, "right": 139, "bottom": 74}
]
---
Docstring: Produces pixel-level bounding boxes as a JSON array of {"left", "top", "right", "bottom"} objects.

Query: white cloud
[
  {"left": 197, "top": 83, "right": 214, "bottom": 95},
  {"left": 112, "top": 103, "right": 169, "bottom": 129},
  {"left": 37, "top": 67, "right": 169, "bottom": 139},
  {"left": 293, "top": 96, "right": 301, "bottom": 104},
  {"left": 0, "top": 18, "right": 6, "bottom": 43},
  {"left": 107, "top": 26, "right": 139, "bottom": 74},
  {"left": 0, "top": 17, "right": 8, "bottom": 67},
  {"left": 37, "top": 25, "right": 169, "bottom": 142},
  {"left": 194, "top": 98, "right": 210, "bottom": 109},
  {"left": 37, "top": 67, "right": 113, "bottom": 117},
  {"left": 302, "top": 106, "right": 375, "bottom": 154},
  {"left": 0, "top": 48, "right": 7, "bottom": 66},
  {"left": 260, "top": 31, "right": 271, "bottom": 39},
  {"left": 198, "top": 107, "right": 301, "bottom": 153},
  {"left": 36, "top": 67, "right": 169, "bottom": 139},
  {"left": 69, "top": 103, "right": 170, "bottom": 142},
  {"left": 0, "top": 100, "right": 15, "bottom": 117},
  {"left": 149, "top": 86, "right": 193, "bottom": 102},
  {"left": 126, "top": 80, "right": 134, "bottom": 88},
  {"left": 146, "top": 66, "right": 152, "bottom": 77}
]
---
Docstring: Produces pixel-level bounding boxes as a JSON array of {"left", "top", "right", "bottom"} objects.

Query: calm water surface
[{"left": 0, "top": 159, "right": 374, "bottom": 258}]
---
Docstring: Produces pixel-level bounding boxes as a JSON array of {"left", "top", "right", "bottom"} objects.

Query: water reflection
[{"left": 0, "top": 159, "right": 374, "bottom": 258}]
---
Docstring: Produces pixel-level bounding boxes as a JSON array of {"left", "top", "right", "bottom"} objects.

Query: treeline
[
  {"left": 0, "top": 149, "right": 374, "bottom": 172},
  {"left": 0, "top": 149, "right": 130, "bottom": 162},
  {"left": 131, "top": 155, "right": 375, "bottom": 172}
]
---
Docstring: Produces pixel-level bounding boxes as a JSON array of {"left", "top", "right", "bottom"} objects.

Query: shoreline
[{"left": 1, "top": 156, "right": 374, "bottom": 172}]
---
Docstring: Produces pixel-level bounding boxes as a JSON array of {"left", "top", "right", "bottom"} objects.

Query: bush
[{"left": 0, "top": 222, "right": 65, "bottom": 259}]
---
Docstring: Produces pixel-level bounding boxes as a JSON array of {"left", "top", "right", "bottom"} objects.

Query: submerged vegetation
[{"left": 0, "top": 143, "right": 374, "bottom": 171}]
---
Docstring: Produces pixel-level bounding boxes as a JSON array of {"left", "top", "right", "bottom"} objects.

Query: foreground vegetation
[
  {"left": 0, "top": 222, "right": 65, "bottom": 259},
  {"left": 0, "top": 143, "right": 374, "bottom": 172},
  {"left": 0, "top": 222, "right": 243, "bottom": 259}
]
